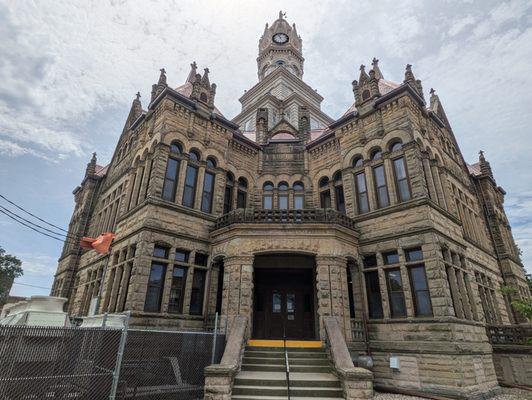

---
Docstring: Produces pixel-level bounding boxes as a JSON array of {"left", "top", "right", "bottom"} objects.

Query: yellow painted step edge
[{"left": 248, "top": 339, "right": 323, "bottom": 348}]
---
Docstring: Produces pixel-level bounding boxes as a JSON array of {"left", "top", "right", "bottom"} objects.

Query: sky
[{"left": 0, "top": 0, "right": 531, "bottom": 297}]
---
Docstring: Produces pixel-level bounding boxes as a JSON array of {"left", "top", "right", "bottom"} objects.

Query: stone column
[
  {"left": 124, "top": 239, "right": 154, "bottom": 312},
  {"left": 147, "top": 144, "right": 169, "bottom": 199},
  {"left": 194, "top": 165, "right": 206, "bottom": 210},
  {"left": 176, "top": 159, "right": 188, "bottom": 205},
  {"left": 365, "top": 166, "right": 378, "bottom": 211},
  {"left": 384, "top": 158, "right": 398, "bottom": 205},
  {"left": 315, "top": 255, "right": 351, "bottom": 339},
  {"left": 221, "top": 255, "right": 254, "bottom": 335}
]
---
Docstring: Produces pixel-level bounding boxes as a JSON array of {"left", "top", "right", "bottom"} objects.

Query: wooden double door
[{"left": 253, "top": 268, "right": 315, "bottom": 340}]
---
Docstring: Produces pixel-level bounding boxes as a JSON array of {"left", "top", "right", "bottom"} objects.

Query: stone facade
[{"left": 51, "top": 12, "right": 530, "bottom": 398}]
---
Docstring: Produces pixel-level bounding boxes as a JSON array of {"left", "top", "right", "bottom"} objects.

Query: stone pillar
[
  {"left": 148, "top": 144, "right": 169, "bottom": 199},
  {"left": 194, "top": 165, "right": 206, "bottom": 210},
  {"left": 221, "top": 255, "right": 254, "bottom": 335},
  {"left": 383, "top": 158, "right": 397, "bottom": 205},
  {"left": 365, "top": 166, "right": 378, "bottom": 211},
  {"left": 176, "top": 159, "right": 188, "bottom": 205},
  {"left": 315, "top": 255, "right": 351, "bottom": 339}
]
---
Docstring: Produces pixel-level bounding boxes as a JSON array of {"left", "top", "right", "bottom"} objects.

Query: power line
[
  {"left": 0, "top": 209, "right": 77, "bottom": 245},
  {"left": 12, "top": 282, "right": 52, "bottom": 290},
  {"left": 0, "top": 205, "right": 79, "bottom": 241},
  {"left": 0, "top": 193, "right": 69, "bottom": 233}
]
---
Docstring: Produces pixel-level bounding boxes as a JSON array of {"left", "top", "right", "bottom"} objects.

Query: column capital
[
  {"left": 224, "top": 255, "right": 254, "bottom": 266},
  {"left": 315, "top": 255, "right": 348, "bottom": 266}
]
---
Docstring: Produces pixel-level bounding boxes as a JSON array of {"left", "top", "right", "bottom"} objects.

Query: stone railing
[
  {"left": 351, "top": 319, "right": 366, "bottom": 342},
  {"left": 486, "top": 325, "right": 532, "bottom": 345},
  {"left": 213, "top": 208, "right": 357, "bottom": 231},
  {"left": 324, "top": 316, "right": 373, "bottom": 400},
  {"left": 204, "top": 316, "right": 248, "bottom": 400}
]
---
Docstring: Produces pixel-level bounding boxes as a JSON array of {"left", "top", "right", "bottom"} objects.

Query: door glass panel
[
  {"left": 287, "top": 294, "right": 295, "bottom": 313},
  {"left": 272, "top": 292, "right": 281, "bottom": 313}
]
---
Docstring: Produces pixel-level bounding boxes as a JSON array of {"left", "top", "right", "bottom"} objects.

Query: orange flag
[{"left": 80, "top": 232, "right": 116, "bottom": 254}]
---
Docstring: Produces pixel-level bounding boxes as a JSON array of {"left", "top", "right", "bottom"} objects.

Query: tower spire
[
  {"left": 479, "top": 150, "right": 494, "bottom": 179},
  {"left": 187, "top": 61, "right": 197, "bottom": 84}
]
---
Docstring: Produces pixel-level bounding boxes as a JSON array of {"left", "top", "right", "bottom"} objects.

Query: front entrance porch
[{"left": 253, "top": 255, "right": 316, "bottom": 340}]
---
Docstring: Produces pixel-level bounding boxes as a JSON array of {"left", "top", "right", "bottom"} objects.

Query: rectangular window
[
  {"left": 409, "top": 265, "right": 433, "bottom": 316},
  {"left": 189, "top": 269, "right": 206, "bottom": 315},
  {"left": 182, "top": 165, "right": 198, "bottom": 208},
  {"left": 162, "top": 158, "right": 180, "bottom": 201},
  {"left": 320, "top": 190, "right": 332, "bottom": 209},
  {"left": 153, "top": 245, "right": 168, "bottom": 259},
  {"left": 168, "top": 266, "right": 187, "bottom": 314},
  {"left": 405, "top": 247, "right": 423, "bottom": 262},
  {"left": 386, "top": 269, "right": 407, "bottom": 318},
  {"left": 279, "top": 194, "right": 289, "bottom": 210},
  {"left": 335, "top": 186, "right": 346, "bottom": 214},
  {"left": 201, "top": 171, "right": 215, "bottom": 213},
  {"left": 174, "top": 249, "right": 189, "bottom": 263},
  {"left": 195, "top": 253, "right": 209, "bottom": 266},
  {"left": 144, "top": 263, "right": 166, "bottom": 312},
  {"left": 237, "top": 190, "right": 247, "bottom": 209},
  {"left": 373, "top": 165, "right": 389, "bottom": 208},
  {"left": 355, "top": 172, "right": 369, "bottom": 213},
  {"left": 223, "top": 186, "right": 233, "bottom": 214},
  {"left": 294, "top": 194, "right": 304, "bottom": 209},
  {"left": 365, "top": 271, "right": 384, "bottom": 319},
  {"left": 362, "top": 254, "right": 378, "bottom": 268},
  {"left": 393, "top": 157, "right": 411, "bottom": 202},
  {"left": 263, "top": 194, "right": 273, "bottom": 209},
  {"left": 347, "top": 266, "right": 356, "bottom": 318},
  {"left": 383, "top": 251, "right": 399, "bottom": 265}
]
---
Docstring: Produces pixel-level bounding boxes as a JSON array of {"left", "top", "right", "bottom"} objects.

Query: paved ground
[{"left": 374, "top": 387, "right": 532, "bottom": 400}]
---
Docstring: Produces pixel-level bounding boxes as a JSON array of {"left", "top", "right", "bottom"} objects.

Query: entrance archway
[{"left": 252, "top": 254, "right": 316, "bottom": 340}]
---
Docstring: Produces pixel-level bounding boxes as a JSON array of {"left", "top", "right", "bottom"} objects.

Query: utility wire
[
  {"left": 0, "top": 209, "right": 77, "bottom": 245},
  {"left": 12, "top": 282, "right": 52, "bottom": 290},
  {"left": 0, "top": 205, "right": 79, "bottom": 241},
  {"left": 0, "top": 193, "right": 69, "bottom": 233}
]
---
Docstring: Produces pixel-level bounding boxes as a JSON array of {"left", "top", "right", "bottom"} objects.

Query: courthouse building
[{"left": 52, "top": 12, "right": 530, "bottom": 398}]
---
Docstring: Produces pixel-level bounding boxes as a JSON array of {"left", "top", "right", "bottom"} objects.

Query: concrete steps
[{"left": 232, "top": 344, "right": 343, "bottom": 399}]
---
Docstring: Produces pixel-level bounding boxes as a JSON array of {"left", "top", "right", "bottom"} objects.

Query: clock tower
[{"left": 257, "top": 11, "right": 304, "bottom": 80}]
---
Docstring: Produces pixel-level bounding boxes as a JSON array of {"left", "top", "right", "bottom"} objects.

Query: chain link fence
[
  {"left": 0, "top": 325, "right": 122, "bottom": 399},
  {"left": 117, "top": 330, "right": 225, "bottom": 399},
  {"left": 0, "top": 317, "right": 225, "bottom": 400}
]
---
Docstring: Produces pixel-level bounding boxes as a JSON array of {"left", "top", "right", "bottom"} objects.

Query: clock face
[{"left": 273, "top": 33, "right": 288, "bottom": 44}]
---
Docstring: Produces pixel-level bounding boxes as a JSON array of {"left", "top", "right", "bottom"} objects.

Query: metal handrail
[{"left": 283, "top": 324, "right": 291, "bottom": 400}]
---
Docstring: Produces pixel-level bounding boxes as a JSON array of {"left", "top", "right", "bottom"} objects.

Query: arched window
[
  {"left": 263, "top": 181, "right": 274, "bottom": 209},
  {"left": 206, "top": 156, "right": 217, "bottom": 169},
  {"left": 370, "top": 148, "right": 382, "bottom": 161},
  {"left": 389, "top": 140, "right": 403, "bottom": 152},
  {"left": 189, "top": 149, "right": 201, "bottom": 162},
  {"left": 278, "top": 182, "right": 289, "bottom": 210},
  {"left": 393, "top": 156, "right": 411, "bottom": 202},
  {"left": 352, "top": 156, "right": 364, "bottom": 168},
  {"left": 223, "top": 172, "right": 234, "bottom": 214},
  {"left": 362, "top": 89, "right": 371, "bottom": 101},
  {"left": 293, "top": 181, "right": 305, "bottom": 209},
  {"left": 170, "top": 141, "right": 183, "bottom": 154},
  {"left": 319, "top": 177, "right": 331, "bottom": 209},
  {"left": 183, "top": 151, "right": 200, "bottom": 208},
  {"left": 201, "top": 157, "right": 217, "bottom": 213},
  {"left": 373, "top": 163, "right": 389, "bottom": 208},
  {"left": 162, "top": 143, "right": 183, "bottom": 202},
  {"left": 333, "top": 171, "right": 346, "bottom": 214},
  {"left": 237, "top": 177, "right": 248, "bottom": 209}
]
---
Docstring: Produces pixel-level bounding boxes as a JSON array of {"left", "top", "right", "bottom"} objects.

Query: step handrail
[{"left": 283, "top": 324, "right": 291, "bottom": 400}]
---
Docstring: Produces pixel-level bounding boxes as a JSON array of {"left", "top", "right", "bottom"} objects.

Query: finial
[
  {"left": 430, "top": 88, "right": 435, "bottom": 95},
  {"left": 204, "top": 67, "right": 210, "bottom": 75},
  {"left": 406, "top": 64, "right": 412, "bottom": 71},
  {"left": 479, "top": 150, "right": 485, "bottom": 160},
  {"left": 135, "top": 91, "right": 141, "bottom": 101},
  {"left": 91, "top": 152, "right": 97, "bottom": 162},
  {"left": 372, "top": 57, "right": 379, "bottom": 66},
  {"left": 191, "top": 61, "right": 197, "bottom": 70},
  {"left": 360, "top": 64, "right": 365, "bottom": 71},
  {"left": 279, "top": 10, "right": 286, "bottom": 19},
  {"left": 158, "top": 68, "right": 167, "bottom": 86}
]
